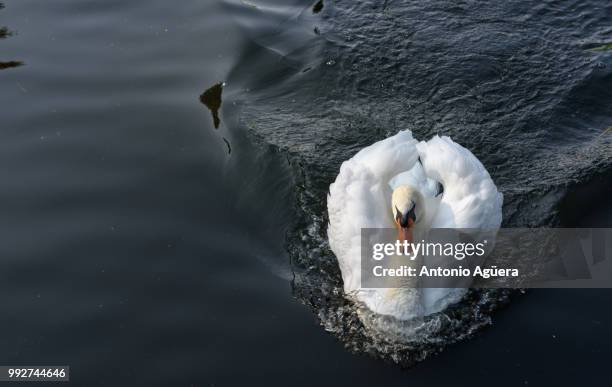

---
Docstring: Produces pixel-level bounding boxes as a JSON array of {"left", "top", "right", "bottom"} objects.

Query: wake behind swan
[{"left": 327, "top": 130, "right": 503, "bottom": 322}]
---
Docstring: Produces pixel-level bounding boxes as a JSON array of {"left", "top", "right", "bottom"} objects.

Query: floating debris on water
[
  {"left": 0, "top": 5, "right": 23, "bottom": 70},
  {"left": 199, "top": 82, "right": 224, "bottom": 129},
  {"left": 240, "top": 0, "right": 258, "bottom": 9},
  {"left": 588, "top": 43, "right": 612, "bottom": 52},
  {"left": 0, "top": 26, "right": 12, "bottom": 39},
  {"left": 0, "top": 60, "right": 23, "bottom": 70}
]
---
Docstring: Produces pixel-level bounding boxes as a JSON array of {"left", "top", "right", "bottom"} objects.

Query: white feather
[{"left": 327, "top": 130, "right": 503, "bottom": 320}]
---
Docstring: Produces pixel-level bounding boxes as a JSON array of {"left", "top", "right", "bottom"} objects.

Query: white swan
[{"left": 327, "top": 130, "right": 503, "bottom": 321}]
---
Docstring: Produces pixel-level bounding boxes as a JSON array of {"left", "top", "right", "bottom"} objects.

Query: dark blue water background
[{"left": 0, "top": 0, "right": 611, "bottom": 385}]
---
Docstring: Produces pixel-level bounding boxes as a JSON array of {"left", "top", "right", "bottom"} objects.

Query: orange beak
[
  {"left": 398, "top": 219, "right": 414, "bottom": 242},
  {"left": 396, "top": 218, "right": 414, "bottom": 254}
]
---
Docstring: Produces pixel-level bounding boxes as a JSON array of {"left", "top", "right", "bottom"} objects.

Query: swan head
[{"left": 391, "top": 186, "right": 423, "bottom": 243}]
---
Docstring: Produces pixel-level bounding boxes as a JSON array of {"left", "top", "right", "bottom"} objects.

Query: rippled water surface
[{"left": 0, "top": 0, "right": 611, "bottom": 385}]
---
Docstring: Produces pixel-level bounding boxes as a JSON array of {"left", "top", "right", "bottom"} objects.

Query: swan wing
[
  {"left": 415, "top": 135, "right": 503, "bottom": 314},
  {"left": 327, "top": 130, "right": 419, "bottom": 293},
  {"left": 416, "top": 135, "right": 503, "bottom": 229}
]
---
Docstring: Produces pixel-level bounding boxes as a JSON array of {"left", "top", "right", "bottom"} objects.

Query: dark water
[{"left": 0, "top": 0, "right": 611, "bottom": 385}]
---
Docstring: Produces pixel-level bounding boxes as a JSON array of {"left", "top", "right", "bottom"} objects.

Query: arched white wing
[
  {"left": 417, "top": 135, "right": 503, "bottom": 229},
  {"left": 327, "top": 130, "right": 419, "bottom": 293}
]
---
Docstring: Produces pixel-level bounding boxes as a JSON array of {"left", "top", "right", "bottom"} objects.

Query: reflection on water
[
  {"left": 0, "top": 3, "right": 22, "bottom": 70},
  {"left": 200, "top": 82, "right": 224, "bottom": 129}
]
